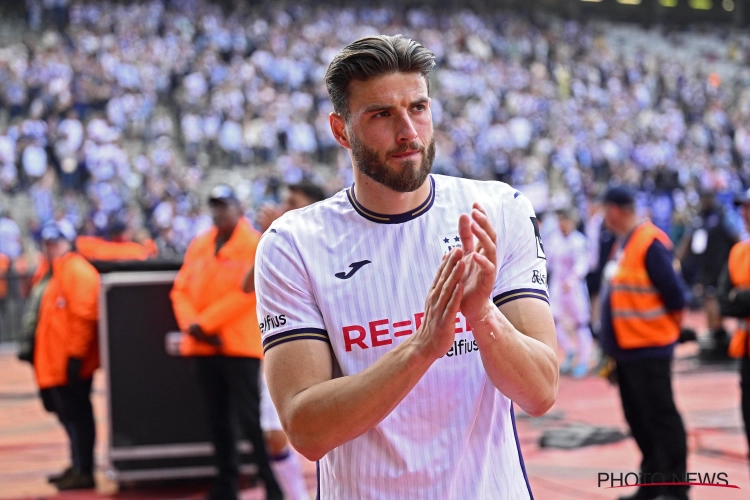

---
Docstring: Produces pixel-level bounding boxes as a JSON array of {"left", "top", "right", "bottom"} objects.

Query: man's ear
[{"left": 329, "top": 112, "right": 351, "bottom": 149}]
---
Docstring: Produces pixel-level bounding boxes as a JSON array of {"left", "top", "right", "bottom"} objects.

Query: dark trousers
[
  {"left": 40, "top": 378, "right": 95, "bottom": 474},
  {"left": 741, "top": 358, "right": 750, "bottom": 462},
  {"left": 617, "top": 357, "right": 688, "bottom": 500},
  {"left": 194, "top": 356, "right": 280, "bottom": 499}
]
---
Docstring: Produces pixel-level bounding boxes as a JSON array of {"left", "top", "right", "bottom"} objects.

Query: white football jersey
[{"left": 255, "top": 174, "right": 548, "bottom": 500}]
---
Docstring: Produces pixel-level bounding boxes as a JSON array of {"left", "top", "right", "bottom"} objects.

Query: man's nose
[{"left": 395, "top": 112, "right": 418, "bottom": 143}]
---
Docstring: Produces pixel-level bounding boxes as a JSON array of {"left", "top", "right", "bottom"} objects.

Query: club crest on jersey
[{"left": 439, "top": 233, "right": 462, "bottom": 255}]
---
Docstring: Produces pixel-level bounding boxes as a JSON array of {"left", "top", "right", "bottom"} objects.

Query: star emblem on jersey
[
  {"left": 335, "top": 260, "right": 371, "bottom": 280},
  {"left": 439, "top": 233, "right": 462, "bottom": 255}
]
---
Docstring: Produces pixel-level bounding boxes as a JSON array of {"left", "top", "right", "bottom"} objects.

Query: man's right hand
[
  {"left": 411, "top": 248, "right": 465, "bottom": 361},
  {"left": 187, "top": 323, "right": 222, "bottom": 346}
]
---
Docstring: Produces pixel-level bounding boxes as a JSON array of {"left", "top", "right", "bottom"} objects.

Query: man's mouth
[{"left": 390, "top": 150, "right": 421, "bottom": 160}]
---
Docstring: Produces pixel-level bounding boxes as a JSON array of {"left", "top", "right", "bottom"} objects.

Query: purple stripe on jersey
[
  {"left": 493, "top": 288, "right": 549, "bottom": 307},
  {"left": 316, "top": 461, "right": 320, "bottom": 500},
  {"left": 347, "top": 175, "right": 435, "bottom": 224},
  {"left": 262, "top": 327, "right": 329, "bottom": 353},
  {"left": 510, "top": 404, "right": 534, "bottom": 500}
]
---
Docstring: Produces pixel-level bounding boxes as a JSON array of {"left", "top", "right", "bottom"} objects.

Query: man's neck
[
  {"left": 215, "top": 222, "right": 238, "bottom": 251},
  {"left": 618, "top": 217, "right": 640, "bottom": 239},
  {"left": 352, "top": 173, "right": 431, "bottom": 215}
]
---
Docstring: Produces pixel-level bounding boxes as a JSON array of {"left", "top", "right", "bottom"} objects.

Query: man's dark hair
[
  {"left": 556, "top": 208, "right": 576, "bottom": 221},
  {"left": 325, "top": 35, "right": 436, "bottom": 120},
  {"left": 289, "top": 180, "right": 327, "bottom": 203}
]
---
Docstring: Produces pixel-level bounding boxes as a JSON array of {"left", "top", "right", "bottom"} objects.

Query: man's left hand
[
  {"left": 187, "top": 323, "right": 222, "bottom": 347},
  {"left": 457, "top": 203, "right": 498, "bottom": 322}
]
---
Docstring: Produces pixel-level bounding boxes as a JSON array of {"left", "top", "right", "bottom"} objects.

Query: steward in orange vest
[
  {"left": 608, "top": 222, "right": 681, "bottom": 350},
  {"left": 600, "top": 187, "right": 688, "bottom": 500},
  {"left": 34, "top": 221, "right": 99, "bottom": 491},
  {"left": 0, "top": 253, "right": 10, "bottom": 300},
  {"left": 169, "top": 185, "right": 282, "bottom": 500},
  {"left": 75, "top": 222, "right": 157, "bottom": 262},
  {"left": 718, "top": 188, "right": 750, "bottom": 462},
  {"left": 76, "top": 236, "right": 154, "bottom": 261},
  {"left": 170, "top": 218, "right": 261, "bottom": 357},
  {"left": 722, "top": 241, "right": 750, "bottom": 358}
]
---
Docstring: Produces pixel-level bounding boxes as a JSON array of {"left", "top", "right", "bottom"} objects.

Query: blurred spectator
[
  {"left": 0, "top": 212, "right": 22, "bottom": 259},
  {"left": 256, "top": 179, "right": 327, "bottom": 233},
  {"left": 677, "top": 191, "right": 738, "bottom": 359},
  {"left": 546, "top": 209, "right": 592, "bottom": 378}
]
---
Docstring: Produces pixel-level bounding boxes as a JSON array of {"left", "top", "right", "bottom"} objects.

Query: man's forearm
[
  {"left": 284, "top": 338, "right": 434, "bottom": 461},
  {"left": 470, "top": 300, "right": 558, "bottom": 417}
]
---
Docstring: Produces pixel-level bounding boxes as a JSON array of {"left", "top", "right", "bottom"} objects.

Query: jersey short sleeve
[
  {"left": 492, "top": 192, "right": 549, "bottom": 308},
  {"left": 254, "top": 227, "right": 329, "bottom": 353}
]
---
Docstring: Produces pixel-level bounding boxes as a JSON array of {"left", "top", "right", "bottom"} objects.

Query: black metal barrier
[{"left": 96, "top": 261, "right": 255, "bottom": 482}]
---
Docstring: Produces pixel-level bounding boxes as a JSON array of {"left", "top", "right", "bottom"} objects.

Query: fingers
[
  {"left": 429, "top": 247, "right": 455, "bottom": 292},
  {"left": 471, "top": 204, "right": 497, "bottom": 244},
  {"left": 436, "top": 258, "right": 464, "bottom": 314},
  {"left": 445, "top": 282, "right": 463, "bottom": 320},
  {"left": 471, "top": 252, "right": 495, "bottom": 276},
  {"left": 458, "top": 214, "right": 475, "bottom": 254},
  {"left": 471, "top": 219, "right": 497, "bottom": 266},
  {"left": 459, "top": 204, "right": 497, "bottom": 257}
]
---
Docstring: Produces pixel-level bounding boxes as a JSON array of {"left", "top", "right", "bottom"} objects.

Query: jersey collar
[{"left": 347, "top": 175, "right": 435, "bottom": 224}]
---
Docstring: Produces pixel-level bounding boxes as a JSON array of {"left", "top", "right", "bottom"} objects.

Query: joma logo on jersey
[
  {"left": 342, "top": 312, "right": 473, "bottom": 352},
  {"left": 259, "top": 314, "right": 287, "bottom": 334}
]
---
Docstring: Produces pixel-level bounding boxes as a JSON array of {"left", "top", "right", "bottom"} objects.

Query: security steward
[
  {"left": 33, "top": 221, "right": 100, "bottom": 490},
  {"left": 76, "top": 221, "right": 156, "bottom": 262},
  {"left": 718, "top": 187, "right": 750, "bottom": 460},
  {"left": 600, "top": 187, "right": 688, "bottom": 500},
  {"left": 170, "top": 185, "right": 282, "bottom": 500}
]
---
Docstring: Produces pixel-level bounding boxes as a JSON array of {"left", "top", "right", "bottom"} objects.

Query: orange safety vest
[
  {"left": 34, "top": 252, "right": 100, "bottom": 389},
  {"left": 14, "top": 254, "right": 36, "bottom": 299},
  {"left": 0, "top": 254, "right": 9, "bottom": 299},
  {"left": 76, "top": 236, "right": 154, "bottom": 261},
  {"left": 610, "top": 222, "right": 681, "bottom": 349},
  {"left": 728, "top": 241, "right": 750, "bottom": 358},
  {"left": 170, "top": 218, "right": 263, "bottom": 358}
]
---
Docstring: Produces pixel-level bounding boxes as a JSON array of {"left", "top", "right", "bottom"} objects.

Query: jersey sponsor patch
[
  {"left": 532, "top": 270, "right": 547, "bottom": 286},
  {"left": 259, "top": 314, "right": 287, "bottom": 334}
]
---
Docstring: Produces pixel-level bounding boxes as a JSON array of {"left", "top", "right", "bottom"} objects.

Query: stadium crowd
[{"left": 0, "top": 0, "right": 748, "bottom": 261}]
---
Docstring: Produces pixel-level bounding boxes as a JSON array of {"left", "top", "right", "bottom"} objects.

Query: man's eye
[
  {"left": 414, "top": 105, "right": 426, "bottom": 111},
  {"left": 375, "top": 111, "right": 390, "bottom": 118}
]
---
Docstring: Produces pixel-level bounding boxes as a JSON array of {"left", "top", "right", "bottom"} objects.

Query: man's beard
[{"left": 350, "top": 135, "right": 436, "bottom": 193}]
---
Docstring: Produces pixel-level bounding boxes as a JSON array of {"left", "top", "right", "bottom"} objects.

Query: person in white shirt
[
  {"left": 56, "top": 110, "right": 84, "bottom": 160},
  {"left": 22, "top": 143, "right": 48, "bottom": 182},
  {"left": 0, "top": 214, "right": 22, "bottom": 259},
  {"left": 255, "top": 35, "right": 558, "bottom": 500},
  {"left": 545, "top": 209, "right": 593, "bottom": 378}
]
